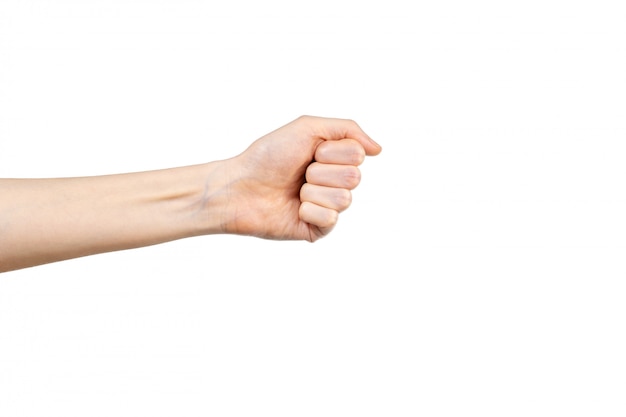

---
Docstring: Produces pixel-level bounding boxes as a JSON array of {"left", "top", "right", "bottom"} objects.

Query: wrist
[{"left": 191, "top": 159, "right": 239, "bottom": 237}]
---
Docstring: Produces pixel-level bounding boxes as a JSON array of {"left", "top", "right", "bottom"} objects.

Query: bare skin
[{"left": 0, "top": 116, "right": 381, "bottom": 273}]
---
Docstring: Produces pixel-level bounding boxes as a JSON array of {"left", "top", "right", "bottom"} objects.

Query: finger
[
  {"left": 299, "top": 115, "right": 382, "bottom": 156},
  {"left": 314, "top": 139, "right": 365, "bottom": 166},
  {"left": 299, "top": 201, "right": 339, "bottom": 230},
  {"left": 300, "top": 183, "right": 352, "bottom": 212},
  {"left": 305, "top": 163, "right": 361, "bottom": 190}
]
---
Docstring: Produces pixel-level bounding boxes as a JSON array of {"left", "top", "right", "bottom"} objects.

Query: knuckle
[
  {"left": 344, "top": 166, "right": 361, "bottom": 188},
  {"left": 299, "top": 183, "right": 311, "bottom": 201},
  {"left": 351, "top": 146, "right": 366, "bottom": 165},
  {"left": 315, "top": 142, "right": 330, "bottom": 161},
  {"left": 341, "top": 139, "right": 365, "bottom": 165},
  {"left": 305, "top": 163, "right": 319, "bottom": 182},
  {"left": 324, "top": 210, "right": 339, "bottom": 228},
  {"left": 298, "top": 201, "right": 310, "bottom": 220},
  {"left": 295, "top": 115, "right": 314, "bottom": 130},
  {"left": 336, "top": 189, "right": 352, "bottom": 210}
]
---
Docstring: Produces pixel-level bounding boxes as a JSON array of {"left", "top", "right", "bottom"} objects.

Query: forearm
[
  {"left": 0, "top": 161, "right": 228, "bottom": 272},
  {"left": 0, "top": 116, "right": 381, "bottom": 272}
]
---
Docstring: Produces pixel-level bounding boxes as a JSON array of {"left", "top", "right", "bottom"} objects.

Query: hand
[{"left": 221, "top": 115, "right": 382, "bottom": 241}]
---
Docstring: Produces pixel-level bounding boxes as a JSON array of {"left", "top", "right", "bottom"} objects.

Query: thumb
[{"left": 302, "top": 116, "right": 382, "bottom": 156}]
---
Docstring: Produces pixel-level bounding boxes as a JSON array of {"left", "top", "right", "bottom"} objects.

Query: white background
[{"left": 1, "top": 0, "right": 625, "bottom": 416}]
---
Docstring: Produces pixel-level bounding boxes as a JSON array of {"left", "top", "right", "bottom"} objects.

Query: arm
[{"left": 0, "top": 116, "right": 381, "bottom": 273}]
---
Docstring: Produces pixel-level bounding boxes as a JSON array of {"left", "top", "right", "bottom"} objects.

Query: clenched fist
[{"left": 218, "top": 115, "right": 382, "bottom": 241}]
